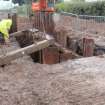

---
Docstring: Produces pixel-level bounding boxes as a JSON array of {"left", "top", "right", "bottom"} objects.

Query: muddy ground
[
  {"left": 0, "top": 15, "right": 105, "bottom": 105},
  {"left": 0, "top": 55, "right": 105, "bottom": 105}
]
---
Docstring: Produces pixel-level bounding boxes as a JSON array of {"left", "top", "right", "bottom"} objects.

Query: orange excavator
[
  {"left": 32, "top": 0, "right": 55, "bottom": 12},
  {"left": 31, "top": 0, "right": 55, "bottom": 34}
]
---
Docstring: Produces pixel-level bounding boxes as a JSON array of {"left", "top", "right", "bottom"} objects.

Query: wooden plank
[
  {"left": 10, "top": 31, "right": 23, "bottom": 37},
  {"left": 0, "top": 38, "right": 54, "bottom": 66},
  {"left": 10, "top": 29, "right": 39, "bottom": 37}
]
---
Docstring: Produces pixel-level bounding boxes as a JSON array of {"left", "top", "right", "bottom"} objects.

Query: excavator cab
[
  {"left": 32, "top": 0, "right": 55, "bottom": 12},
  {"left": 31, "top": 0, "right": 55, "bottom": 34}
]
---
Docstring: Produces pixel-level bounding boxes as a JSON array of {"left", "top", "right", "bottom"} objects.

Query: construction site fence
[
  {"left": 60, "top": 12, "right": 105, "bottom": 35},
  {"left": 33, "top": 12, "right": 55, "bottom": 34}
]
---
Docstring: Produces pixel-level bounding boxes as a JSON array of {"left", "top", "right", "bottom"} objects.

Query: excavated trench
[
  {"left": 15, "top": 29, "right": 105, "bottom": 65},
  {"left": 15, "top": 30, "right": 79, "bottom": 64},
  {"left": 0, "top": 29, "right": 104, "bottom": 66}
]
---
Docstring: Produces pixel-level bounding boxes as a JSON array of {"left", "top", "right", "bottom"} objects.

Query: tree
[
  {"left": 12, "top": 0, "right": 24, "bottom": 5},
  {"left": 71, "top": 0, "right": 85, "bottom": 2}
]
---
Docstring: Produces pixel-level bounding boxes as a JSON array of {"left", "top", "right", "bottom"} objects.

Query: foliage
[
  {"left": 70, "top": 0, "right": 85, "bottom": 3},
  {"left": 56, "top": 1, "right": 105, "bottom": 16},
  {"left": 17, "top": 4, "right": 29, "bottom": 16},
  {"left": 13, "top": 0, "right": 37, "bottom": 5},
  {"left": 12, "top": 0, "right": 24, "bottom": 5}
]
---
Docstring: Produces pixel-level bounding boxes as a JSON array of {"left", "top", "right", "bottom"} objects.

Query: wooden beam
[
  {"left": 10, "top": 29, "right": 39, "bottom": 37},
  {"left": 0, "top": 38, "right": 54, "bottom": 66},
  {"left": 10, "top": 31, "right": 23, "bottom": 37}
]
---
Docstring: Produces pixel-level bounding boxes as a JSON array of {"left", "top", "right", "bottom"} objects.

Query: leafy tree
[
  {"left": 71, "top": 0, "right": 85, "bottom": 3},
  {"left": 56, "top": 1, "right": 105, "bottom": 16},
  {"left": 12, "top": 0, "right": 24, "bottom": 5}
]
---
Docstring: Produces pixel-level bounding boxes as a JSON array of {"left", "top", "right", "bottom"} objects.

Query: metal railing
[
  {"left": 33, "top": 12, "right": 55, "bottom": 34},
  {"left": 60, "top": 12, "right": 105, "bottom": 36}
]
